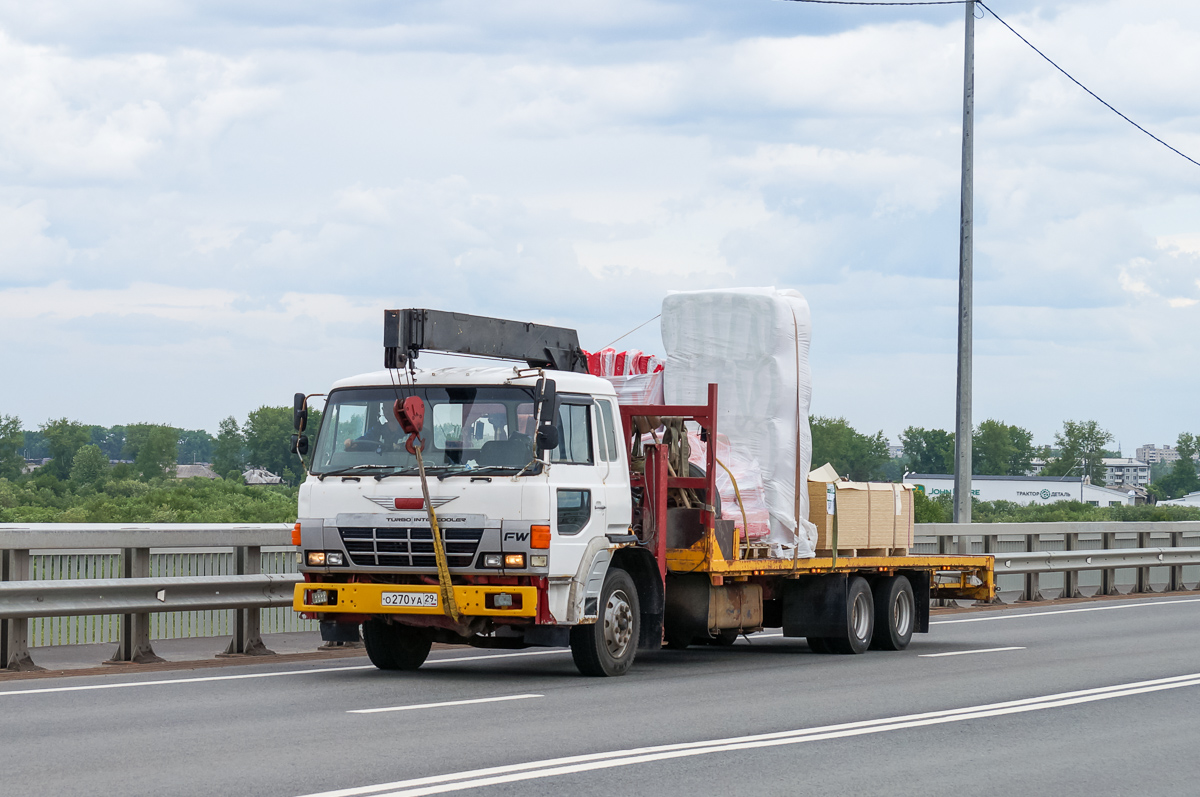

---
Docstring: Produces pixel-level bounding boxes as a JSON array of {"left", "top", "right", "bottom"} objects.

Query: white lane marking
[
  {"left": 0, "top": 664, "right": 375, "bottom": 697},
  {"left": 918, "top": 646, "right": 1025, "bottom": 658},
  {"left": 0, "top": 648, "right": 571, "bottom": 698},
  {"left": 296, "top": 671, "right": 1200, "bottom": 797},
  {"left": 932, "top": 597, "right": 1200, "bottom": 625},
  {"left": 350, "top": 694, "right": 543, "bottom": 714}
]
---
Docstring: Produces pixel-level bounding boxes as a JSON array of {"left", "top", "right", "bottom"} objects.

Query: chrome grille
[{"left": 337, "top": 526, "right": 484, "bottom": 568}]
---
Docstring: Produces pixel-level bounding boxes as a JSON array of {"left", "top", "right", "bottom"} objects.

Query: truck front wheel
[
  {"left": 363, "top": 619, "right": 434, "bottom": 671},
  {"left": 570, "top": 568, "right": 640, "bottom": 676}
]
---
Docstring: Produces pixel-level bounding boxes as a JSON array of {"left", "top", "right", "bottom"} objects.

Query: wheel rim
[
  {"left": 603, "top": 589, "right": 635, "bottom": 658},
  {"left": 893, "top": 588, "right": 913, "bottom": 637},
  {"left": 851, "top": 591, "right": 871, "bottom": 642}
]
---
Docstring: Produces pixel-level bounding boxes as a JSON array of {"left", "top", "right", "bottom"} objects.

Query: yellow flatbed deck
[{"left": 665, "top": 543, "right": 995, "bottom": 602}]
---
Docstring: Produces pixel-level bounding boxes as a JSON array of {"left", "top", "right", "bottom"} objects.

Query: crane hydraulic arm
[{"left": 383, "top": 308, "right": 588, "bottom": 373}]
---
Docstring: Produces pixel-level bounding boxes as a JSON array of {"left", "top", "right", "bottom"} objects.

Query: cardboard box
[{"left": 808, "top": 465, "right": 915, "bottom": 552}]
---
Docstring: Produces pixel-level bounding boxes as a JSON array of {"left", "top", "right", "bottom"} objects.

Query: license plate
[{"left": 381, "top": 591, "right": 439, "bottom": 608}]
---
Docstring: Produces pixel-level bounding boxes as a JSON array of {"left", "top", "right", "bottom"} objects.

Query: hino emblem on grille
[{"left": 366, "top": 496, "right": 458, "bottom": 511}]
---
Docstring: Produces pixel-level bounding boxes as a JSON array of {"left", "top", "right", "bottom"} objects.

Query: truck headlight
[
  {"left": 530, "top": 555, "right": 548, "bottom": 568},
  {"left": 483, "top": 554, "right": 503, "bottom": 568},
  {"left": 307, "top": 551, "right": 326, "bottom": 566},
  {"left": 503, "top": 554, "right": 525, "bottom": 568}
]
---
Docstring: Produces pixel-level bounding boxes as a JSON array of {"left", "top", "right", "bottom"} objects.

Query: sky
[{"left": 1, "top": 0, "right": 1197, "bottom": 453}]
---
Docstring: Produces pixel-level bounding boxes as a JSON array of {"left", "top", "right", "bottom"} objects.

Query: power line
[
  {"left": 782, "top": 0, "right": 1200, "bottom": 168},
  {"left": 976, "top": 1, "right": 1200, "bottom": 168}
]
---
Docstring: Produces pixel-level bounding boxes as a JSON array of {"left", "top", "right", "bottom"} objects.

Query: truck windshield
[{"left": 310, "top": 386, "right": 540, "bottom": 476}]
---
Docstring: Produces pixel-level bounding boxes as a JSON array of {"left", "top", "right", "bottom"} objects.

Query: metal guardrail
[
  {"left": 917, "top": 521, "right": 1200, "bottom": 601},
  {"left": 4, "top": 521, "right": 1200, "bottom": 671},
  {"left": 1, "top": 523, "right": 293, "bottom": 671},
  {"left": 0, "top": 574, "right": 299, "bottom": 620}
]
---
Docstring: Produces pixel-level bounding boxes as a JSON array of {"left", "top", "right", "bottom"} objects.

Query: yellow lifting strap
[{"left": 412, "top": 445, "right": 460, "bottom": 622}]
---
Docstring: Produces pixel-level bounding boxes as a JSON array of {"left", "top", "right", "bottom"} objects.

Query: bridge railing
[
  {"left": 916, "top": 521, "right": 1200, "bottom": 601},
  {"left": 0, "top": 523, "right": 302, "bottom": 671},
  {"left": 4, "top": 521, "right": 1200, "bottom": 671}
]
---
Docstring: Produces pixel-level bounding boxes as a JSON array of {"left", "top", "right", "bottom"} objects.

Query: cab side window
[
  {"left": 597, "top": 399, "right": 620, "bottom": 463},
  {"left": 553, "top": 402, "right": 594, "bottom": 465}
]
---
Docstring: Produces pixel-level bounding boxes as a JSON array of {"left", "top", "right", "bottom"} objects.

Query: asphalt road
[{"left": 4, "top": 597, "right": 1200, "bottom": 797}]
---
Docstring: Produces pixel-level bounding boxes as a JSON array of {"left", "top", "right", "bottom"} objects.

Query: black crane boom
[{"left": 384, "top": 309, "right": 587, "bottom": 373}]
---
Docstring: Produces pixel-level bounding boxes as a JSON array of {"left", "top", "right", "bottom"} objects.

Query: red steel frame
[{"left": 619, "top": 383, "right": 719, "bottom": 580}]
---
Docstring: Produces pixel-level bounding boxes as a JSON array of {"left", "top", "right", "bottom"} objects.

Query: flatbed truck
[{"left": 292, "top": 308, "right": 994, "bottom": 675}]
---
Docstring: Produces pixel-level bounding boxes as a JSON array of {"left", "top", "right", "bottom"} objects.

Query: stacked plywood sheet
[{"left": 807, "top": 464, "right": 915, "bottom": 554}]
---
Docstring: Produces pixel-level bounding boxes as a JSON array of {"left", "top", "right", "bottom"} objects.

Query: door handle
[{"left": 595, "top": 503, "right": 606, "bottom": 510}]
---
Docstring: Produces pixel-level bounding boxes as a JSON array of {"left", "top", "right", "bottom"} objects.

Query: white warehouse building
[{"left": 903, "top": 473, "right": 1135, "bottom": 507}]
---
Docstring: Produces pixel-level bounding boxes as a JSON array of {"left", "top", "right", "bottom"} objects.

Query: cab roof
[{"left": 330, "top": 366, "right": 616, "bottom": 396}]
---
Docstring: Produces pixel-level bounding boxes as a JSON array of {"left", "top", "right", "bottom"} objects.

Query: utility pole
[{"left": 953, "top": 0, "right": 975, "bottom": 551}]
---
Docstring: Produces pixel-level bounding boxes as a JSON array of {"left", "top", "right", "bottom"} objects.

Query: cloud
[
  {"left": 0, "top": 0, "right": 1197, "bottom": 451},
  {"left": 0, "top": 29, "right": 276, "bottom": 181}
]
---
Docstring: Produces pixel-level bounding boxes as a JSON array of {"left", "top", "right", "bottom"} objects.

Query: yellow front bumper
[{"left": 293, "top": 582, "right": 538, "bottom": 618}]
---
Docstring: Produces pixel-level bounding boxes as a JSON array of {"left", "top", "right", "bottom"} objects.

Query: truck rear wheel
[
  {"left": 570, "top": 567, "right": 640, "bottom": 676},
  {"left": 363, "top": 619, "right": 434, "bottom": 671},
  {"left": 870, "top": 575, "right": 914, "bottom": 651},
  {"left": 827, "top": 576, "right": 874, "bottom": 655}
]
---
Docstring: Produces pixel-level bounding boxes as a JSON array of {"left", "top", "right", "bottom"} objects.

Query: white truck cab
[{"left": 293, "top": 313, "right": 658, "bottom": 677}]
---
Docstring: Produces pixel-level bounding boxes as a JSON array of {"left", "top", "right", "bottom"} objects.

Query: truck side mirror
[
  {"left": 290, "top": 433, "right": 309, "bottom": 456},
  {"left": 535, "top": 425, "right": 559, "bottom": 454},
  {"left": 293, "top": 392, "right": 308, "bottom": 432},
  {"left": 534, "top": 377, "right": 556, "bottom": 407},
  {"left": 534, "top": 377, "right": 558, "bottom": 456}
]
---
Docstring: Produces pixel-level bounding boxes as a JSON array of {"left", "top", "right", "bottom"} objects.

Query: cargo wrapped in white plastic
[{"left": 661, "top": 288, "right": 817, "bottom": 558}]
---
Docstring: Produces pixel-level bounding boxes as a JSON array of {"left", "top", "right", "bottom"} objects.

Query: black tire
[
  {"left": 362, "top": 619, "right": 433, "bottom": 671},
  {"left": 663, "top": 628, "right": 692, "bottom": 650},
  {"left": 807, "top": 636, "right": 832, "bottom": 654},
  {"left": 827, "top": 576, "right": 874, "bottom": 655},
  {"left": 571, "top": 568, "right": 640, "bottom": 676},
  {"left": 870, "top": 575, "right": 915, "bottom": 651}
]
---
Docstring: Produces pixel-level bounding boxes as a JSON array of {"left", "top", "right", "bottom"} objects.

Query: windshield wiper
[
  {"left": 317, "top": 464, "right": 400, "bottom": 480},
  {"left": 435, "top": 465, "right": 523, "bottom": 481}
]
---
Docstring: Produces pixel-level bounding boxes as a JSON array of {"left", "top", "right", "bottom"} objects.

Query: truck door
[
  {"left": 593, "top": 397, "right": 631, "bottom": 539},
  {"left": 546, "top": 397, "right": 608, "bottom": 580}
]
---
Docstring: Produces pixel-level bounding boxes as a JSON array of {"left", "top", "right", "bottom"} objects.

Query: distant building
[
  {"left": 243, "top": 468, "right": 284, "bottom": 485},
  {"left": 175, "top": 464, "right": 222, "bottom": 480},
  {"left": 887, "top": 445, "right": 904, "bottom": 459},
  {"left": 904, "top": 473, "right": 1134, "bottom": 507},
  {"left": 1159, "top": 490, "right": 1200, "bottom": 507},
  {"left": 1102, "top": 458, "right": 1150, "bottom": 488},
  {"left": 1136, "top": 444, "right": 1183, "bottom": 465}
]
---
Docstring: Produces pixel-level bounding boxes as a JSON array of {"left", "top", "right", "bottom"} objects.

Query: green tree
[
  {"left": 244, "top": 406, "right": 300, "bottom": 483},
  {"left": 809, "top": 416, "right": 889, "bottom": 482},
  {"left": 972, "top": 419, "right": 1036, "bottom": 476},
  {"left": 40, "top": 418, "right": 91, "bottom": 480},
  {"left": 70, "top": 444, "right": 110, "bottom": 485},
  {"left": 124, "top": 424, "right": 179, "bottom": 480},
  {"left": 212, "top": 417, "right": 246, "bottom": 476},
  {"left": 88, "top": 425, "right": 126, "bottom": 461},
  {"left": 0, "top": 415, "right": 25, "bottom": 479},
  {"left": 1041, "top": 420, "right": 1113, "bottom": 485},
  {"left": 900, "top": 426, "right": 955, "bottom": 474},
  {"left": 1152, "top": 433, "right": 1199, "bottom": 499},
  {"left": 177, "top": 428, "right": 215, "bottom": 464},
  {"left": 912, "top": 488, "right": 951, "bottom": 523}
]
